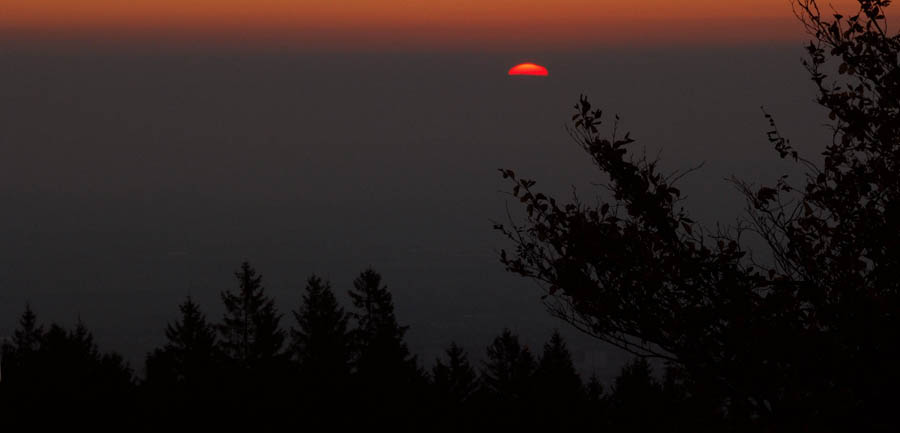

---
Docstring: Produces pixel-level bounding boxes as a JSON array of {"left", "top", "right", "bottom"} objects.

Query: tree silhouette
[
  {"left": 0, "top": 304, "right": 43, "bottom": 388},
  {"left": 534, "top": 330, "right": 584, "bottom": 400},
  {"left": 478, "top": 329, "right": 537, "bottom": 429},
  {"left": 607, "top": 358, "right": 666, "bottom": 433},
  {"left": 496, "top": 0, "right": 900, "bottom": 430},
  {"left": 348, "top": 268, "right": 422, "bottom": 429},
  {"left": 429, "top": 342, "right": 479, "bottom": 432},
  {"left": 143, "top": 297, "right": 222, "bottom": 429},
  {"left": 480, "top": 329, "right": 536, "bottom": 400},
  {"left": 432, "top": 342, "right": 479, "bottom": 404},
  {"left": 532, "top": 331, "right": 585, "bottom": 428},
  {"left": 497, "top": 0, "right": 900, "bottom": 430},
  {"left": 291, "top": 275, "right": 352, "bottom": 382},
  {"left": 0, "top": 308, "right": 134, "bottom": 431},
  {"left": 350, "top": 269, "right": 418, "bottom": 377},
  {"left": 219, "top": 261, "right": 286, "bottom": 370},
  {"left": 585, "top": 373, "right": 605, "bottom": 403},
  {"left": 289, "top": 274, "right": 353, "bottom": 428},
  {"left": 217, "top": 261, "right": 287, "bottom": 429},
  {"left": 146, "top": 296, "right": 220, "bottom": 389},
  {"left": 10, "top": 303, "right": 42, "bottom": 355}
]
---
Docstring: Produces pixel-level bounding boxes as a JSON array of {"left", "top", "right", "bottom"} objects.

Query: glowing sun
[{"left": 508, "top": 63, "right": 549, "bottom": 76}]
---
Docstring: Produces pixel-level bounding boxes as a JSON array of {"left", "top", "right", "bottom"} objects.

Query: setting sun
[{"left": 508, "top": 63, "right": 549, "bottom": 76}]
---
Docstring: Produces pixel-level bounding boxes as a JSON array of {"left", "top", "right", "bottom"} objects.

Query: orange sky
[{"left": 0, "top": 0, "right": 870, "bottom": 49}]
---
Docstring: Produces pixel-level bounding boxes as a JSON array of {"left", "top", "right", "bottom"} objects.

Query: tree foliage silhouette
[
  {"left": 292, "top": 275, "right": 352, "bottom": 380},
  {"left": 1, "top": 307, "right": 134, "bottom": 430},
  {"left": 496, "top": 0, "right": 900, "bottom": 430},
  {"left": 217, "top": 261, "right": 287, "bottom": 429},
  {"left": 607, "top": 358, "right": 666, "bottom": 433},
  {"left": 532, "top": 331, "right": 587, "bottom": 429},
  {"left": 480, "top": 328, "right": 536, "bottom": 400},
  {"left": 432, "top": 342, "right": 478, "bottom": 404},
  {"left": 349, "top": 268, "right": 418, "bottom": 380},
  {"left": 1, "top": 304, "right": 43, "bottom": 386},
  {"left": 534, "top": 330, "right": 583, "bottom": 400},
  {"left": 348, "top": 268, "right": 422, "bottom": 428},
  {"left": 143, "top": 297, "right": 222, "bottom": 429},
  {"left": 146, "top": 296, "right": 219, "bottom": 389},
  {"left": 429, "top": 342, "right": 479, "bottom": 432},
  {"left": 290, "top": 274, "right": 352, "bottom": 426},
  {"left": 219, "top": 261, "right": 285, "bottom": 370}
]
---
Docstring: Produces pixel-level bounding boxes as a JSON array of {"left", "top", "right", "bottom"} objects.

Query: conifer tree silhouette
[
  {"left": 219, "top": 261, "right": 285, "bottom": 370},
  {"left": 533, "top": 331, "right": 586, "bottom": 428},
  {"left": 144, "top": 297, "right": 222, "bottom": 429},
  {"left": 350, "top": 269, "right": 418, "bottom": 378},
  {"left": 348, "top": 268, "right": 422, "bottom": 429},
  {"left": 481, "top": 328, "right": 536, "bottom": 399},
  {"left": 291, "top": 275, "right": 352, "bottom": 382},
  {"left": 479, "top": 329, "right": 537, "bottom": 429},
  {"left": 608, "top": 358, "right": 666, "bottom": 433},
  {"left": 432, "top": 342, "right": 478, "bottom": 404},
  {"left": 430, "top": 342, "right": 479, "bottom": 432},
  {"left": 1, "top": 313, "right": 134, "bottom": 431},
  {"left": 0, "top": 304, "right": 44, "bottom": 388},
  {"left": 217, "top": 261, "right": 287, "bottom": 429},
  {"left": 11, "top": 304, "right": 42, "bottom": 355},
  {"left": 290, "top": 274, "right": 352, "bottom": 428},
  {"left": 146, "top": 296, "right": 220, "bottom": 389},
  {"left": 585, "top": 373, "right": 605, "bottom": 403},
  {"left": 535, "top": 330, "right": 584, "bottom": 399}
]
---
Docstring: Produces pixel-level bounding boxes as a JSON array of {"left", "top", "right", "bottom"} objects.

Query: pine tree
[
  {"left": 478, "top": 329, "right": 538, "bottom": 429},
  {"left": 430, "top": 342, "right": 479, "bottom": 432},
  {"left": 24, "top": 320, "right": 134, "bottom": 430},
  {"left": 11, "top": 304, "right": 43, "bottom": 355},
  {"left": 144, "top": 297, "right": 221, "bottom": 430},
  {"left": 146, "top": 296, "right": 219, "bottom": 388},
  {"left": 349, "top": 268, "right": 418, "bottom": 381},
  {"left": 609, "top": 358, "right": 666, "bottom": 433},
  {"left": 534, "top": 330, "right": 584, "bottom": 399},
  {"left": 532, "top": 331, "right": 587, "bottom": 429},
  {"left": 586, "top": 373, "right": 605, "bottom": 402},
  {"left": 291, "top": 275, "right": 352, "bottom": 390},
  {"left": 218, "top": 261, "right": 285, "bottom": 370},
  {"left": 1, "top": 305, "right": 44, "bottom": 386},
  {"left": 432, "top": 342, "right": 478, "bottom": 404},
  {"left": 348, "top": 268, "right": 422, "bottom": 429},
  {"left": 217, "top": 261, "right": 288, "bottom": 430},
  {"left": 480, "top": 328, "right": 536, "bottom": 400}
]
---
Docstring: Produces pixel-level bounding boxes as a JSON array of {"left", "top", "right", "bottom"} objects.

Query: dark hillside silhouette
[{"left": 496, "top": 0, "right": 900, "bottom": 430}]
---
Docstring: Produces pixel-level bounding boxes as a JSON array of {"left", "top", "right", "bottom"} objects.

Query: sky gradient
[{"left": 1, "top": 0, "right": 867, "bottom": 49}]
